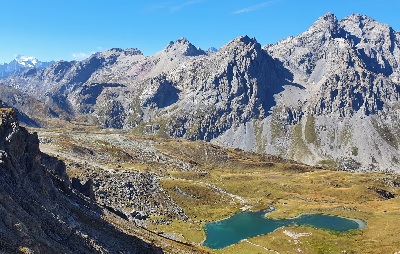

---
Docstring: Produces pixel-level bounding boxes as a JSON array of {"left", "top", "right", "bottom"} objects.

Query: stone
[{"left": 0, "top": 108, "right": 162, "bottom": 253}]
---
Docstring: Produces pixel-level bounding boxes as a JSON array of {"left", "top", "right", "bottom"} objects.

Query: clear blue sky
[{"left": 1, "top": 0, "right": 399, "bottom": 63}]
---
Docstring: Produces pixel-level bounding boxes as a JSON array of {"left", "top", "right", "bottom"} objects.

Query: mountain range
[
  {"left": 1, "top": 12, "right": 400, "bottom": 173},
  {"left": 0, "top": 55, "right": 54, "bottom": 79}
]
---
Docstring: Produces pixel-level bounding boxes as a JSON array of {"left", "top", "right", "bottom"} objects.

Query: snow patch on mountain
[
  {"left": 0, "top": 55, "right": 54, "bottom": 78},
  {"left": 15, "top": 55, "right": 39, "bottom": 67}
]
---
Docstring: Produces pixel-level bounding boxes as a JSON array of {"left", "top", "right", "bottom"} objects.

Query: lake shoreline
[{"left": 203, "top": 207, "right": 367, "bottom": 250}]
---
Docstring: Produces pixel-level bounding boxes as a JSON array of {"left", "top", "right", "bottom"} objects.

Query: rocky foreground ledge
[{"left": 0, "top": 107, "right": 164, "bottom": 253}]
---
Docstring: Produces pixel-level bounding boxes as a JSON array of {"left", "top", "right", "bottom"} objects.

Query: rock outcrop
[
  {"left": 259, "top": 13, "right": 400, "bottom": 172},
  {"left": 0, "top": 83, "right": 56, "bottom": 127},
  {"left": 0, "top": 108, "right": 162, "bottom": 253},
  {"left": 2, "top": 13, "right": 400, "bottom": 172}
]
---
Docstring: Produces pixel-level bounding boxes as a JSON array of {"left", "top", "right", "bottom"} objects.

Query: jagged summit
[
  {"left": 318, "top": 12, "right": 338, "bottom": 22},
  {"left": 339, "top": 13, "right": 394, "bottom": 39},
  {"left": 341, "top": 13, "right": 378, "bottom": 26},
  {"left": 164, "top": 37, "right": 206, "bottom": 56},
  {"left": 2, "top": 12, "right": 400, "bottom": 172},
  {"left": 228, "top": 35, "right": 258, "bottom": 45},
  {"left": 307, "top": 12, "right": 338, "bottom": 32},
  {"left": 306, "top": 12, "right": 339, "bottom": 39},
  {"left": 106, "top": 47, "right": 143, "bottom": 56},
  {"left": 237, "top": 35, "right": 257, "bottom": 44},
  {"left": 220, "top": 35, "right": 262, "bottom": 55},
  {"left": 338, "top": 13, "right": 400, "bottom": 77},
  {"left": 175, "top": 37, "right": 191, "bottom": 44}
]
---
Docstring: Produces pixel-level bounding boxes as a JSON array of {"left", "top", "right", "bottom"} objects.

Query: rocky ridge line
[
  {"left": 2, "top": 13, "right": 400, "bottom": 172},
  {"left": 0, "top": 107, "right": 164, "bottom": 253}
]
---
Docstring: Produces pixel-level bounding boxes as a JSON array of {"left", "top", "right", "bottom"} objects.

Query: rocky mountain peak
[
  {"left": 15, "top": 55, "right": 38, "bottom": 67},
  {"left": 319, "top": 12, "right": 337, "bottom": 22},
  {"left": 345, "top": 13, "right": 372, "bottom": 22},
  {"left": 228, "top": 35, "right": 258, "bottom": 46},
  {"left": 2, "top": 13, "right": 400, "bottom": 173},
  {"left": 306, "top": 12, "right": 339, "bottom": 38},
  {"left": 220, "top": 35, "right": 262, "bottom": 57},
  {"left": 339, "top": 13, "right": 400, "bottom": 77},
  {"left": 175, "top": 37, "right": 190, "bottom": 44},
  {"left": 237, "top": 35, "right": 257, "bottom": 44},
  {"left": 106, "top": 47, "right": 143, "bottom": 56},
  {"left": 164, "top": 37, "right": 206, "bottom": 56},
  {"left": 125, "top": 47, "right": 144, "bottom": 55},
  {"left": 0, "top": 55, "right": 54, "bottom": 79},
  {"left": 339, "top": 13, "right": 391, "bottom": 37}
]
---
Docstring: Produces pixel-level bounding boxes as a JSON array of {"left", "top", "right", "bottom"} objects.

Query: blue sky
[{"left": 1, "top": 0, "right": 399, "bottom": 63}]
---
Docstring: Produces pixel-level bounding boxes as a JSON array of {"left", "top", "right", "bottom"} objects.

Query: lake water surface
[{"left": 203, "top": 210, "right": 366, "bottom": 249}]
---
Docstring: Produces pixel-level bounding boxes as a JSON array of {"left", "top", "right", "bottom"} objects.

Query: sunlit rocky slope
[
  {"left": 0, "top": 106, "right": 214, "bottom": 253},
  {"left": 1, "top": 13, "right": 400, "bottom": 172},
  {"left": 1, "top": 103, "right": 400, "bottom": 253}
]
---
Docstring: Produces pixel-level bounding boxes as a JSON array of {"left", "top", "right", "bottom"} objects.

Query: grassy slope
[
  {"left": 155, "top": 140, "right": 400, "bottom": 253},
  {"left": 35, "top": 128, "right": 400, "bottom": 253}
]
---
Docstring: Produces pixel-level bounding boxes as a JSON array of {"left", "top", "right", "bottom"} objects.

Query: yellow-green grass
[
  {"left": 217, "top": 226, "right": 364, "bottom": 254},
  {"left": 119, "top": 163, "right": 149, "bottom": 171},
  {"left": 66, "top": 167, "right": 84, "bottom": 178},
  {"left": 159, "top": 161, "right": 400, "bottom": 253},
  {"left": 35, "top": 128, "right": 400, "bottom": 253},
  {"left": 160, "top": 178, "right": 240, "bottom": 221},
  {"left": 149, "top": 220, "right": 205, "bottom": 244}
]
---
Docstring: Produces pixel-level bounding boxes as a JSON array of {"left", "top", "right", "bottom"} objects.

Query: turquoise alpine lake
[{"left": 203, "top": 210, "right": 366, "bottom": 249}]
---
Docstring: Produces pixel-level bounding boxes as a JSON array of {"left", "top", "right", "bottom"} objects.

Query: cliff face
[
  {"left": 254, "top": 13, "right": 400, "bottom": 172},
  {"left": 2, "top": 13, "right": 400, "bottom": 172},
  {"left": 0, "top": 108, "right": 162, "bottom": 253}
]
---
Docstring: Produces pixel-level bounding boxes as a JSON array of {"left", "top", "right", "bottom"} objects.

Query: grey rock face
[
  {"left": 0, "top": 83, "right": 55, "bottom": 126},
  {"left": 1, "top": 48, "right": 145, "bottom": 116},
  {"left": 162, "top": 36, "right": 287, "bottom": 140},
  {"left": 2, "top": 13, "right": 400, "bottom": 172},
  {"left": 0, "top": 108, "right": 162, "bottom": 253},
  {"left": 339, "top": 14, "right": 400, "bottom": 78},
  {"left": 259, "top": 13, "right": 400, "bottom": 172},
  {"left": 165, "top": 37, "right": 206, "bottom": 57}
]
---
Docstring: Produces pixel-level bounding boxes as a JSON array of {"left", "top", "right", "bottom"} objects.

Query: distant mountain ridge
[
  {"left": 2, "top": 13, "right": 400, "bottom": 173},
  {"left": 0, "top": 55, "right": 54, "bottom": 79}
]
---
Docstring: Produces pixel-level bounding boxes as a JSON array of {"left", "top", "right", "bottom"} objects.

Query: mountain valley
[
  {"left": 1, "top": 12, "right": 400, "bottom": 253},
  {"left": 1, "top": 13, "right": 400, "bottom": 173},
  {"left": 29, "top": 120, "right": 400, "bottom": 253}
]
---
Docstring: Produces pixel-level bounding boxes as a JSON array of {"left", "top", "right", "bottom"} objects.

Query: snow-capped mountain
[
  {"left": 0, "top": 55, "right": 54, "bottom": 78},
  {"left": 15, "top": 55, "right": 39, "bottom": 67}
]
